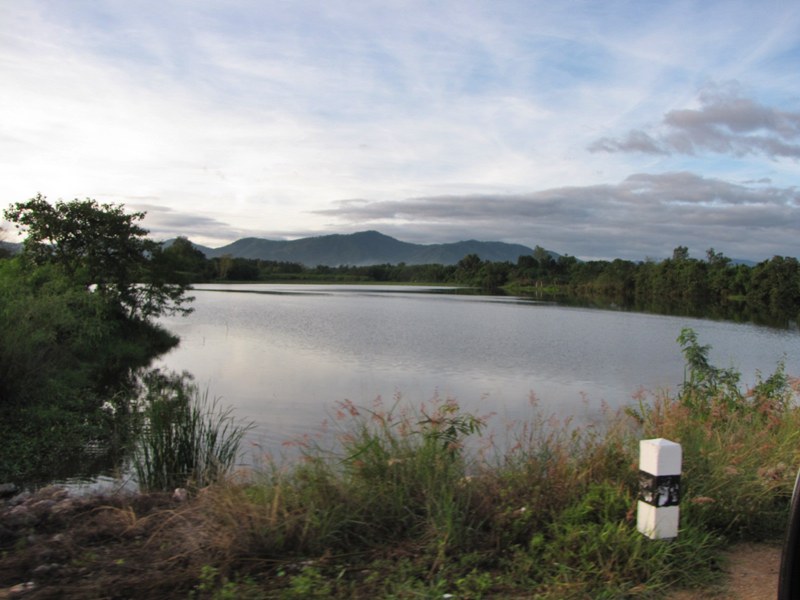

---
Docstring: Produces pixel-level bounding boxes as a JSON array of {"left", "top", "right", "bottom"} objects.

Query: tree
[
  {"left": 4, "top": 194, "right": 192, "bottom": 320},
  {"left": 455, "top": 253, "right": 483, "bottom": 282},
  {"left": 671, "top": 246, "right": 690, "bottom": 262},
  {"left": 533, "top": 245, "right": 552, "bottom": 266},
  {"left": 157, "top": 236, "right": 211, "bottom": 283},
  {"left": 533, "top": 245, "right": 556, "bottom": 279},
  {"left": 705, "top": 247, "right": 730, "bottom": 267},
  {"left": 747, "top": 256, "right": 800, "bottom": 316},
  {"left": 705, "top": 248, "right": 734, "bottom": 300},
  {"left": 478, "top": 260, "right": 510, "bottom": 289}
]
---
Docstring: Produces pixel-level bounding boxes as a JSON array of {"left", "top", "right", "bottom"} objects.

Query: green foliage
[
  {"left": 747, "top": 255, "right": 800, "bottom": 315},
  {"left": 632, "top": 328, "right": 800, "bottom": 541},
  {"left": 0, "top": 259, "right": 112, "bottom": 405},
  {"left": 518, "top": 483, "right": 722, "bottom": 598},
  {"left": 283, "top": 565, "right": 332, "bottom": 599},
  {"left": 158, "top": 236, "right": 213, "bottom": 283},
  {"left": 190, "top": 565, "right": 265, "bottom": 600},
  {"left": 133, "top": 371, "right": 253, "bottom": 491},
  {"left": 0, "top": 195, "right": 195, "bottom": 483},
  {"left": 4, "top": 194, "right": 193, "bottom": 320},
  {"left": 677, "top": 327, "right": 742, "bottom": 405},
  {"left": 185, "top": 245, "right": 800, "bottom": 326},
  {"left": 4, "top": 194, "right": 151, "bottom": 281},
  {"left": 0, "top": 258, "right": 181, "bottom": 481}
]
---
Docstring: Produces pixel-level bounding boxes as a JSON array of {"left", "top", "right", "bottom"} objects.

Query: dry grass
[{"left": 2, "top": 330, "right": 798, "bottom": 598}]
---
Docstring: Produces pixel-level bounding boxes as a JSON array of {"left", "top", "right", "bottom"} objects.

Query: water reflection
[{"left": 156, "top": 285, "right": 800, "bottom": 463}]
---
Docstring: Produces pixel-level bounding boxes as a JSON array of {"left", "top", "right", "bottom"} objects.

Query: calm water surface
[{"left": 156, "top": 284, "right": 800, "bottom": 459}]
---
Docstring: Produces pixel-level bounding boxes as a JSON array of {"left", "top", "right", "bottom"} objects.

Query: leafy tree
[
  {"left": 455, "top": 253, "right": 483, "bottom": 282},
  {"left": 705, "top": 248, "right": 734, "bottom": 299},
  {"left": 677, "top": 327, "right": 742, "bottom": 404},
  {"left": 705, "top": 247, "right": 730, "bottom": 267},
  {"left": 226, "top": 257, "right": 260, "bottom": 280},
  {"left": 672, "top": 246, "right": 690, "bottom": 261},
  {"left": 0, "top": 227, "right": 10, "bottom": 259},
  {"left": 590, "top": 259, "right": 636, "bottom": 297},
  {"left": 533, "top": 245, "right": 552, "bottom": 265},
  {"left": 747, "top": 256, "right": 800, "bottom": 316},
  {"left": 4, "top": 194, "right": 192, "bottom": 320},
  {"left": 157, "top": 236, "right": 211, "bottom": 282},
  {"left": 0, "top": 196, "right": 191, "bottom": 480},
  {"left": 478, "top": 260, "right": 510, "bottom": 289}
]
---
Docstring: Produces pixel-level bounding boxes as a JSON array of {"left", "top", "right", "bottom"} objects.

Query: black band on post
[{"left": 638, "top": 471, "right": 681, "bottom": 507}]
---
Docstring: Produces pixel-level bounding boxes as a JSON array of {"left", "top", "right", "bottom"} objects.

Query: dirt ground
[
  {"left": 0, "top": 486, "right": 788, "bottom": 599},
  {"left": 1, "top": 544, "right": 784, "bottom": 598},
  {"left": 667, "top": 542, "right": 783, "bottom": 600}
]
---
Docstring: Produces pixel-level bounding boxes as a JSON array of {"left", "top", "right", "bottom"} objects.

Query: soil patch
[
  {"left": 667, "top": 542, "right": 783, "bottom": 599},
  {"left": 0, "top": 486, "right": 788, "bottom": 598},
  {"left": 0, "top": 486, "right": 197, "bottom": 599}
]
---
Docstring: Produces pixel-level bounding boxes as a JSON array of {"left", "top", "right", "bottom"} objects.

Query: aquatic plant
[{"left": 133, "top": 371, "right": 252, "bottom": 492}]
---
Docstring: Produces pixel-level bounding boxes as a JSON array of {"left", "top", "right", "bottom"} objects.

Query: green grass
[
  {"left": 133, "top": 371, "right": 253, "bottom": 492},
  {"left": 120, "top": 330, "right": 799, "bottom": 597}
]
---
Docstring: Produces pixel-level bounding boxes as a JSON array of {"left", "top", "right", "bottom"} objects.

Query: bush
[
  {"left": 630, "top": 327, "right": 800, "bottom": 540},
  {"left": 133, "top": 371, "right": 253, "bottom": 492}
]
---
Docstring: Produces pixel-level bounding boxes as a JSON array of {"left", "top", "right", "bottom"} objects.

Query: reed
[{"left": 133, "top": 372, "right": 252, "bottom": 492}]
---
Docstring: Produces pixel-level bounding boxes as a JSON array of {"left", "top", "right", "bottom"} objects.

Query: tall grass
[
  {"left": 131, "top": 330, "right": 799, "bottom": 598},
  {"left": 133, "top": 371, "right": 252, "bottom": 492},
  {"left": 628, "top": 327, "right": 800, "bottom": 541},
  {"left": 181, "top": 399, "right": 718, "bottom": 596}
]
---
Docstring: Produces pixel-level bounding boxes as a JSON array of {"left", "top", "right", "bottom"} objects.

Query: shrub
[
  {"left": 629, "top": 327, "right": 800, "bottom": 540},
  {"left": 133, "top": 371, "right": 252, "bottom": 492}
]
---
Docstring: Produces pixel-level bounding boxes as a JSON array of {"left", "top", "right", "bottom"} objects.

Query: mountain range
[{"left": 186, "top": 230, "right": 542, "bottom": 267}]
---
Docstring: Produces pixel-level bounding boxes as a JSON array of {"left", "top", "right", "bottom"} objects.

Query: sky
[{"left": 2, "top": 0, "right": 800, "bottom": 261}]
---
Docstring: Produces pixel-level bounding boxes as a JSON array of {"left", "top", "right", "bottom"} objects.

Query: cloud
[
  {"left": 589, "top": 83, "right": 800, "bottom": 159},
  {"left": 3, "top": 3, "right": 800, "bottom": 261},
  {"left": 587, "top": 130, "right": 670, "bottom": 155},
  {"left": 128, "top": 204, "right": 258, "bottom": 246},
  {"left": 315, "top": 172, "right": 800, "bottom": 260}
]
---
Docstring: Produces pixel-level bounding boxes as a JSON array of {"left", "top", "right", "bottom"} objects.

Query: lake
[{"left": 156, "top": 284, "right": 800, "bottom": 461}]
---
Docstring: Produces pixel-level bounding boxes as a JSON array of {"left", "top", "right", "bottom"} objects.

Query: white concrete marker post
[{"left": 637, "top": 438, "right": 682, "bottom": 540}]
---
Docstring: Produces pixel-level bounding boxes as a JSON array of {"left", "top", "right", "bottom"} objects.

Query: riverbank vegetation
[
  {"left": 133, "top": 370, "right": 253, "bottom": 492},
  {"left": 170, "top": 239, "right": 800, "bottom": 327},
  {"left": 0, "top": 195, "right": 193, "bottom": 483},
  {"left": 1, "top": 329, "right": 798, "bottom": 597}
]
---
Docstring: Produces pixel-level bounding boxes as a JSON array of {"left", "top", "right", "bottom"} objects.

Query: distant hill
[
  {"left": 0, "top": 241, "right": 21, "bottom": 256},
  {"left": 171, "top": 231, "right": 543, "bottom": 266},
  {"left": 730, "top": 258, "right": 757, "bottom": 267}
]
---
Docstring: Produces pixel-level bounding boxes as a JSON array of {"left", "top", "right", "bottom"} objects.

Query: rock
[
  {"left": 50, "top": 498, "right": 79, "bottom": 516},
  {"left": 0, "top": 524, "right": 18, "bottom": 547},
  {"left": 5, "top": 505, "right": 36, "bottom": 527},
  {"left": 8, "top": 490, "right": 32, "bottom": 506},
  {"left": 7, "top": 581, "right": 35, "bottom": 597},
  {"left": 31, "top": 563, "right": 62, "bottom": 578},
  {"left": 30, "top": 499, "right": 57, "bottom": 514},
  {"left": 35, "top": 486, "right": 69, "bottom": 501},
  {"left": 0, "top": 482, "right": 19, "bottom": 498}
]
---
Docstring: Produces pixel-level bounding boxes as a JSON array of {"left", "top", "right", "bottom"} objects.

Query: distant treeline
[{"left": 164, "top": 237, "right": 800, "bottom": 326}]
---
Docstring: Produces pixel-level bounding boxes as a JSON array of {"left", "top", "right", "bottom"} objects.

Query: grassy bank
[{"left": 3, "top": 329, "right": 799, "bottom": 598}]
